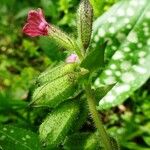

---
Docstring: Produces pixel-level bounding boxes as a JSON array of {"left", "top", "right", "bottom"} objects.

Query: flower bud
[
  {"left": 39, "top": 101, "right": 80, "bottom": 147},
  {"left": 77, "top": 0, "right": 93, "bottom": 51},
  {"left": 65, "top": 54, "right": 79, "bottom": 63},
  {"left": 31, "top": 73, "right": 78, "bottom": 108},
  {"left": 36, "top": 63, "right": 78, "bottom": 86}
]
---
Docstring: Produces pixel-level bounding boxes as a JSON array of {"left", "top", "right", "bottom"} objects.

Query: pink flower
[
  {"left": 23, "top": 8, "right": 49, "bottom": 37},
  {"left": 66, "top": 54, "right": 79, "bottom": 63}
]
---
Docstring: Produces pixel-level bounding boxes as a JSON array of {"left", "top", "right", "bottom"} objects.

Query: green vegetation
[{"left": 0, "top": 0, "right": 149, "bottom": 149}]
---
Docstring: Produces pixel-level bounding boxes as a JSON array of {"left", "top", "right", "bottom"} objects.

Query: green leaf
[
  {"left": 92, "top": 0, "right": 149, "bottom": 60},
  {"left": 90, "top": 0, "right": 105, "bottom": 17},
  {"left": 122, "top": 142, "right": 150, "bottom": 150},
  {"left": 143, "top": 136, "right": 150, "bottom": 146},
  {"left": 92, "top": 0, "right": 150, "bottom": 110},
  {"left": 63, "top": 132, "right": 100, "bottom": 150},
  {"left": 110, "top": 137, "right": 120, "bottom": 150},
  {"left": 0, "top": 125, "right": 40, "bottom": 150},
  {"left": 39, "top": 101, "right": 80, "bottom": 148},
  {"left": 0, "top": 91, "right": 28, "bottom": 112},
  {"left": 93, "top": 84, "right": 115, "bottom": 103},
  {"left": 80, "top": 42, "right": 107, "bottom": 72}
]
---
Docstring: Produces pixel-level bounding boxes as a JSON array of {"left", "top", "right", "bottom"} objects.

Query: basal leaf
[
  {"left": 92, "top": 0, "right": 150, "bottom": 109},
  {"left": 0, "top": 125, "right": 40, "bottom": 150}
]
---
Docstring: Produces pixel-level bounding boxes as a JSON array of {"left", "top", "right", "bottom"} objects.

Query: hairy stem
[{"left": 85, "top": 84, "right": 112, "bottom": 150}]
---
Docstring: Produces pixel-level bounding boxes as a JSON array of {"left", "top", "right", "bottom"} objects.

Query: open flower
[
  {"left": 66, "top": 54, "right": 79, "bottom": 63},
  {"left": 23, "top": 8, "right": 49, "bottom": 37}
]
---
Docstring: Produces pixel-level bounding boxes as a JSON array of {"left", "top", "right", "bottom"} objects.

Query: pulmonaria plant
[{"left": 22, "top": 1, "right": 117, "bottom": 150}]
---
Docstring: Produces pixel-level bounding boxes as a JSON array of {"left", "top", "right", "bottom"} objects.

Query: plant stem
[{"left": 85, "top": 84, "right": 112, "bottom": 150}]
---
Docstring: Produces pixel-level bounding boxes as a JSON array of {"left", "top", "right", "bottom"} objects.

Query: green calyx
[
  {"left": 36, "top": 63, "right": 78, "bottom": 86},
  {"left": 48, "top": 25, "right": 76, "bottom": 51},
  {"left": 31, "top": 62, "right": 89, "bottom": 108},
  {"left": 31, "top": 72, "right": 79, "bottom": 108},
  {"left": 77, "top": 0, "right": 93, "bottom": 53},
  {"left": 39, "top": 101, "right": 80, "bottom": 148}
]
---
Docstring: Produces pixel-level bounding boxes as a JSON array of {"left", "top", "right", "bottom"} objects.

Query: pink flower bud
[
  {"left": 23, "top": 8, "right": 49, "bottom": 37},
  {"left": 66, "top": 54, "right": 79, "bottom": 63}
]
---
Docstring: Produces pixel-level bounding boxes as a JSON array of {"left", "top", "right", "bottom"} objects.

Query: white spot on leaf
[
  {"left": 100, "top": 92, "right": 115, "bottom": 104},
  {"left": 146, "top": 11, "right": 150, "bottom": 18},
  {"left": 120, "top": 61, "right": 131, "bottom": 70},
  {"left": 105, "top": 70, "right": 113, "bottom": 75},
  {"left": 103, "top": 76, "right": 116, "bottom": 85},
  {"left": 108, "top": 17, "right": 117, "bottom": 23},
  {"left": 127, "top": 8, "right": 134, "bottom": 16},
  {"left": 117, "top": 33, "right": 126, "bottom": 42},
  {"left": 123, "top": 47, "right": 131, "bottom": 52},
  {"left": 117, "top": 9, "right": 125, "bottom": 16},
  {"left": 139, "top": 58, "right": 145, "bottom": 64},
  {"left": 130, "top": 0, "right": 138, "bottom": 6},
  {"left": 115, "top": 84, "right": 130, "bottom": 94},
  {"left": 110, "top": 64, "right": 117, "bottom": 70},
  {"left": 94, "top": 35, "right": 99, "bottom": 42},
  {"left": 147, "top": 39, "right": 150, "bottom": 45},
  {"left": 124, "top": 18, "right": 130, "bottom": 24},
  {"left": 113, "top": 51, "right": 124, "bottom": 60},
  {"left": 98, "top": 28, "right": 106, "bottom": 37},
  {"left": 115, "top": 71, "right": 121, "bottom": 76},
  {"left": 127, "top": 32, "right": 138, "bottom": 43},
  {"left": 121, "top": 72, "right": 135, "bottom": 83},
  {"left": 138, "top": 51, "right": 146, "bottom": 57},
  {"left": 126, "top": 24, "right": 132, "bottom": 29},
  {"left": 111, "top": 46, "right": 117, "bottom": 50},
  {"left": 133, "top": 65, "right": 147, "bottom": 74},
  {"left": 137, "top": 43, "right": 143, "bottom": 48},
  {"left": 95, "top": 79, "right": 100, "bottom": 86},
  {"left": 109, "top": 27, "right": 115, "bottom": 33}
]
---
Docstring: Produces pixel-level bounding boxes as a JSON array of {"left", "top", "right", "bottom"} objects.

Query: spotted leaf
[
  {"left": 0, "top": 125, "right": 40, "bottom": 150},
  {"left": 92, "top": 0, "right": 149, "bottom": 60},
  {"left": 92, "top": 0, "right": 150, "bottom": 109}
]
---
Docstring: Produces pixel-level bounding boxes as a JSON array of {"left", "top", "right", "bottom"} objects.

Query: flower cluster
[{"left": 23, "top": 8, "right": 79, "bottom": 63}]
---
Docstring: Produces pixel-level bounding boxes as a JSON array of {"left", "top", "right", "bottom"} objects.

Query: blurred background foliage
[{"left": 0, "top": 0, "right": 149, "bottom": 149}]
